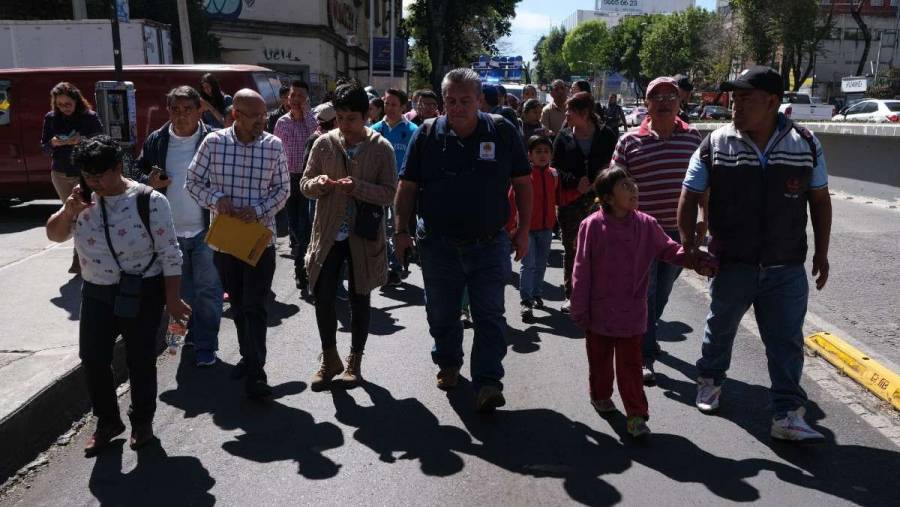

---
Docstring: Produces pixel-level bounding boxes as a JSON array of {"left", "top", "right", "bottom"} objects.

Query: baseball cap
[
  {"left": 313, "top": 102, "right": 336, "bottom": 122},
  {"left": 721, "top": 66, "right": 784, "bottom": 97},
  {"left": 646, "top": 77, "right": 679, "bottom": 97},
  {"left": 673, "top": 74, "right": 693, "bottom": 92}
]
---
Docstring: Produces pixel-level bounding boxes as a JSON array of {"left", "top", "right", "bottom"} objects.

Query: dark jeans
[
  {"left": 643, "top": 228, "right": 684, "bottom": 367},
  {"left": 696, "top": 263, "right": 809, "bottom": 417},
  {"left": 558, "top": 202, "right": 590, "bottom": 299},
  {"left": 79, "top": 276, "right": 165, "bottom": 429},
  {"left": 288, "top": 173, "right": 314, "bottom": 275},
  {"left": 313, "top": 240, "right": 371, "bottom": 353},
  {"left": 420, "top": 232, "right": 511, "bottom": 391},
  {"left": 214, "top": 247, "right": 276, "bottom": 384}
]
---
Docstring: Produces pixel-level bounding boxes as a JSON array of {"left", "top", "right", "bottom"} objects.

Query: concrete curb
[
  {"left": 0, "top": 328, "right": 166, "bottom": 484},
  {"left": 805, "top": 332, "right": 900, "bottom": 411}
]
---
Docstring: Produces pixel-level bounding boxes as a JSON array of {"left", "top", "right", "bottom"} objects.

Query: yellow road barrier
[{"left": 805, "top": 332, "right": 900, "bottom": 411}]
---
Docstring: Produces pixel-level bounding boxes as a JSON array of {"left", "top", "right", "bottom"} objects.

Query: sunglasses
[{"left": 647, "top": 93, "right": 679, "bottom": 103}]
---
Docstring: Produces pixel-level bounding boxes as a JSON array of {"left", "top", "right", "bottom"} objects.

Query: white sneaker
[
  {"left": 695, "top": 377, "right": 721, "bottom": 413},
  {"left": 642, "top": 365, "right": 656, "bottom": 385},
  {"left": 770, "top": 407, "right": 825, "bottom": 442}
]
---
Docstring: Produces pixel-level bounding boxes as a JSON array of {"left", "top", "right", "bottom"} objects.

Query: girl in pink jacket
[{"left": 570, "top": 167, "right": 714, "bottom": 438}]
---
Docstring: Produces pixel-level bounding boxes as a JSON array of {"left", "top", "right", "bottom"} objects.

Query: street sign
[{"left": 841, "top": 76, "right": 869, "bottom": 93}]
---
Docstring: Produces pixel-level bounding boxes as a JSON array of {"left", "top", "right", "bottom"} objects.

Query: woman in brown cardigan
[{"left": 300, "top": 80, "right": 398, "bottom": 391}]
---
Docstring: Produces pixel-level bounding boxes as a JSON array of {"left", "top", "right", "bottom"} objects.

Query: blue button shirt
[{"left": 400, "top": 112, "right": 530, "bottom": 239}]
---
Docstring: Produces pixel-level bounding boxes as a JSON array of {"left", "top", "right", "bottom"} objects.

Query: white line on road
[
  {"left": 679, "top": 272, "right": 900, "bottom": 449},
  {"left": 0, "top": 241, "right": 69, "bottom": 274}
]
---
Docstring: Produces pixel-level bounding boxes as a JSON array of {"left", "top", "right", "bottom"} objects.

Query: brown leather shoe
[
  {"left": 341, "top": 352, "right": 363, "bottom": 388},
  {"left": 84, "top": 420, "right": 126, "bottom": 457},
  {"left": 129, "top": 423, "right": 155, "bottom": 450},
  {"left": 310, "top": 347, "right": 344, "bottom": 392},
  {"left": 436, "top": 367, "right": 460, "bottom": 390}
]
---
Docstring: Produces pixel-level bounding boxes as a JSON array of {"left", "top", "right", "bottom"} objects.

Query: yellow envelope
[{"left": 205, "top": 214, "right": 272, "bottom": 267}]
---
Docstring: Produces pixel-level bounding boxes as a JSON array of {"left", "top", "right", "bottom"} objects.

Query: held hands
[
  {"left": 167, "top": 298, "right": 192, "bottom": 322},
  {"left": 690, "top": 249, "right": 719, "bottom": 278},
  {"left": 148, "top": 166, "right": 171, "bottom": 189},
  {"left": 64, "top": 185, "right": 93, "bottom": 218}
]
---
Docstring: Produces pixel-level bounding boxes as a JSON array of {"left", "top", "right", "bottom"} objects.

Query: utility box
[{"left": 0, "top": 19, "right": 172, "bottom": 68}]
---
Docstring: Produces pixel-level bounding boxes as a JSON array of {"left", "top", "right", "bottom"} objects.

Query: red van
[{"left": 0, "top": 64, "right": 284, "bottom": 203}]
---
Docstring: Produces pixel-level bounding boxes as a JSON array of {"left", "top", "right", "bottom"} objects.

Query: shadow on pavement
[
  {"left": 159, "top": 353, "right": 344, "bottom": 480},
  {"left": 447, "top": 378, "right": 629, "bottom": 506},
  {"left": 656, "top": 320, "right": 692, "bottom": 343},
  {"left": 49, "top": 275, "right": 82, "bottom": 321},
  {"left": 656, "top": 353, "right": 900, "bottom": 505},
  {"left": 330, "top": 381, "right": 469, "bottom": 476},
  {"left": 88, "top": 440, "right": 216, "bottom": 506},
  {"left": 0, "top": 202, "right": 59, "bottom": 235}
]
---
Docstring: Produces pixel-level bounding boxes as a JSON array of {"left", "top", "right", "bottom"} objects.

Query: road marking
[
  {"left": 679, "top": 272, "right": 900, "bottom": 448},
  {"left": 0, "top": 241, "right": 68, "bottom": 274},
  {"left": 830, "top": 190, "right": 900, "bottom": 214}
]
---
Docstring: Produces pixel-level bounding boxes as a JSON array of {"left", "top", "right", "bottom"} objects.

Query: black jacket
[
  {"left": 136, "top": 121, "right": 216, "bottom": 226},
  {"left": 552, "top": 124, "right": 617, "bottom": 192}
]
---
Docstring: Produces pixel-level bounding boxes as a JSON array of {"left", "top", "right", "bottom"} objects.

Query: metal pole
[
  {"left": 390, "top": 0, "right": 395, "bottom": 83},
  {"left": 110, "top": 0, "right": 123, "bottom": 81},
  {"left": 176, "top": 0, "right": 194, "bottom": 64},
  {"left": 891, "top": 0, "right": 900, "bottom": 67},
  {"left": 369, "top": 0, "right": 375, "bottom": 85},
  {"left": 873, "top": 36, "right": 883, "bottom": 84}
]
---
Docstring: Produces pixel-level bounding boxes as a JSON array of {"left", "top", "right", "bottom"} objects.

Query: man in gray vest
[{"left": 678, "top": 66, "right": 832, "bottom": 442}]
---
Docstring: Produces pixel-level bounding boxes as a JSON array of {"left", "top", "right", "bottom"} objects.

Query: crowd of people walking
[{"left": 43, "top": 62, "right": 833, "bottom": 455}]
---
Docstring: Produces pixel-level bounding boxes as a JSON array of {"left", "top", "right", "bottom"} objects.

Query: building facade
[
  {"left": 204, "top": 0, "right": 405, "bottom": 101},
  {"left": 563, "top": 0, "right": 696, "bottom": 31}
]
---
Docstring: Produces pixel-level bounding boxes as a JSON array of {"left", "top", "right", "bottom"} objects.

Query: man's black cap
[
  {"left": 673, "top": 74, "right": 693, "bottom": 92},
  {"left": 720, "top": 66, "right": 784, "bottom": 97}
]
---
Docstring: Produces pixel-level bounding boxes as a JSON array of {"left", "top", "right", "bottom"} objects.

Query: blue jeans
[
  {"left": 385, "top": 206, "right": 402, "bottom": 273},
  {"left": 696, "top": 263, "right": 809, "bottom": 417},
  {"left": 420, "top": 232, "right": 511, "bottom": 391},
  {"left": 178, "top": 233, "right": 223, "bottom": 353},
  {"left": 643, "top": 228, "right": 684, "bottom": 366},
  {"left": 288, "top": 173, "right": 314, "bottom": 272},
  {"left": 519, "top": 229, "right": 553, "bottom": 304}
]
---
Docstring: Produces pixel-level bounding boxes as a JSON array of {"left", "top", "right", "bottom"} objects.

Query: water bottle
[{"left": 166, "top": 316, "right": 188, "bottom": 355}]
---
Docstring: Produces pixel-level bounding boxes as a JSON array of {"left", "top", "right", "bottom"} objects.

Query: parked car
[
  {"left": 778, "top": 92, "right": 834, "bottom": 121},
  {"left": 831, "top": 99, "right": 900, "bottom": 123},
  {"left": 625, "top": 106, "right": 648, "bottom": 126},
  {"left": 700, "top": 105, "right": 732, "bottom": 120},
  {"left": 0, "top": 64, "right": 284, "bottom": 203}
]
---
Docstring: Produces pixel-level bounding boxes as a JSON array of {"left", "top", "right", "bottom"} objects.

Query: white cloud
[{"left": 511, "top": 10, "right": 553, "bottom": 31}]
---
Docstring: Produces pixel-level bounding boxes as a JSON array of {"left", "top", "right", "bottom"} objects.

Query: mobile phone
[{"left": 79, "top": 175, "right": 92, "bottom": 204}]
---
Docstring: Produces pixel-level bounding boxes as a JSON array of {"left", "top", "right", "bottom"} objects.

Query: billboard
[
  {"left": 372, "top": 37, "right": 407, "bottom": 74},
  {"left": 471, "top": 55, "right": 525, "bottom": 83},
  {"left": 598, "top": 0, "right": 643, "bottom": 13}
]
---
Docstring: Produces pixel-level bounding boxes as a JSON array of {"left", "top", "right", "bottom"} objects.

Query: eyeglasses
[
  {"left": 235, "top": 109, "right": 267, "bottom": 121},
  {"left": 647, "top": 93, "right": 679, "bottom": 103}
]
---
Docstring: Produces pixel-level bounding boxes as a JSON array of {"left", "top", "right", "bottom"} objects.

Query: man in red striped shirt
[{"left": 610, "top": 76, "right": 705, "bottom": 385}]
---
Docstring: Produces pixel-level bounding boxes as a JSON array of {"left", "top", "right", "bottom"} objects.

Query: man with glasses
[
  {"left": 610, "top": 77, "right": 704, "bottom": 383},
  {"left": 187, "top": 89, "right": 289, "bottom": 400},
  {"left": 137, "top": 85, "right": 222, "bottom": 368},
  {"left": 410, "top": 89, "right": 440, "bottom": 127}
]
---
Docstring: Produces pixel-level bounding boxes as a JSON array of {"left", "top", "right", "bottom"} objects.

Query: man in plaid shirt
[
  {"left": 273, "top": 80, "right": 318, "bottom": 291},
  {"left": 187, "top": 89, "right": 289, "bottom": 400}
]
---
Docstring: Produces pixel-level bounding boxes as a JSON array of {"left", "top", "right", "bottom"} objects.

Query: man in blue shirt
[
  {"left": 372, "top": 89, "right": 418, "bottom": 285},
  {"left": 678, "top": 66, "right": 832, "bottom": 442},
  {"left": 394, "top": 68, "right": 533, "bottom": 413}
]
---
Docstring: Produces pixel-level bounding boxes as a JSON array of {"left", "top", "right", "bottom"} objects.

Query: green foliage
[
  {"left": 534, "top": 26, "right": 571, "bottom": 83},
  {"left": 639, "top": 8, "right": 715, "bottom": 78},
  {"left": 562, "top": 21, "right": 611, "bottom": 76},
  {"left": 605, "top": 15, "right": 661, "bottom": 94}
]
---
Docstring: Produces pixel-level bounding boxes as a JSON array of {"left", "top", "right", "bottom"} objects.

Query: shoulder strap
[
  {"left": 792, "top": 124, "right": 818, "bottom": 169},
  {"left": 100, "top": 184, "right": 157, "bottom": 275},
  {"left": 136, "top": 184, "right": 153, "bottom": 236}
]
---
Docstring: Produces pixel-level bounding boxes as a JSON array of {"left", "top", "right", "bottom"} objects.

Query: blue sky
[{"left": 499, "top": 0, "right": 717, "bottom": 61}]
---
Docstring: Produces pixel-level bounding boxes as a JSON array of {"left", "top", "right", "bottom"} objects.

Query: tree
[
  {"left": 405, "top": 0, "right": 520, "bottom": 96},
  {"left": 533, "top": 26, "right": 571, "bottom": 83},
  {"left": 605, "top": 15, "right": 662, "bottom": 96},
  {"left": 639, "top": 8, "right": 715, "bottom": 79},
  {"left": 849, "top": 0, "right": 872, "bottom": 77},
  {"left": 562, "top": 20, "right": 611, "bottom": 76},
  {"left": 732, "top": 0, "right": 779, "bottom": 65}
]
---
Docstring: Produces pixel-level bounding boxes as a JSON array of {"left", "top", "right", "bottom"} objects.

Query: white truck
[
  {"left": 779, "top": 92, "right": 835, "bottom": 122},
  {"left": 0, "top": 19, "right": 172, "bottom": 69}
]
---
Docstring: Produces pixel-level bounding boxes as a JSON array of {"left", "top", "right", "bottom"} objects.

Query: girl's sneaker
[
  {"left": 627, "top": 416, "right": 651, "bottom": 438},
  {"left": 591, "top": 399, "right": 616, "bottom": 415}
]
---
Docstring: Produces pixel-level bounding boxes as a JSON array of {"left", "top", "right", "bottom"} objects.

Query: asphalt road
[{"left": 0, "top": 179, "right": 898, "bottom": 505}]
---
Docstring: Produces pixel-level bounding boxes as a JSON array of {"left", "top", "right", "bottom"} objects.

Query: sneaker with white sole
[
  {"left": 695, "top": 377, "right": 721, "bottom": 413},
  {"left": 642, "top": 365, "right": 656, "bottom": 385},
  {"left": 770, "top": 407, "right": 825, "bottom": 442}
]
